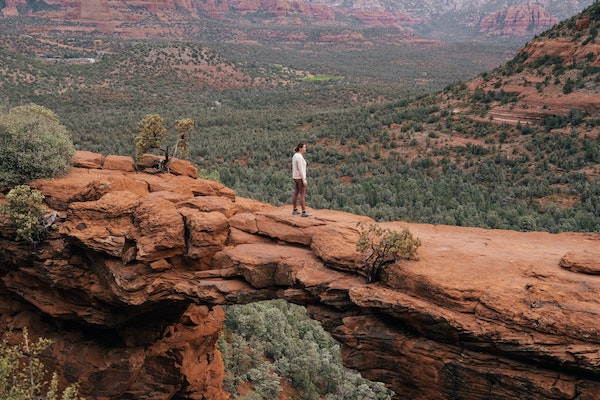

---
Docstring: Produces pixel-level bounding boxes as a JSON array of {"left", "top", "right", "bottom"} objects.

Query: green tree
[
  {"left": 563, "top": 77, "right": 574, "bottom": 94},
  {"left": 134, "top": 114, "right": 167, "bottom": 162},
  {"left": 220, "top": 300, "right": 393, "bottom": 400},
  {"left": 0, "top": 328, "right": 85, "bottom": 400},
  {"left": 356, "top": 222, "right": 421, "bottom": 283},
  {"left": 0, "top": 104, "right": 74, "bottom": 187},
  {"left": 134, "top": 114, "right": 195, "bottom": 169},
  {"left": 173, "top": 118, "right": 195, "bottom": 159}
]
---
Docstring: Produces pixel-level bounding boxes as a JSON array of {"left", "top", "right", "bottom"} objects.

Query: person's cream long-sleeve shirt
[{"left": 292, "top": 152, "right": 307, "bottom": 183}]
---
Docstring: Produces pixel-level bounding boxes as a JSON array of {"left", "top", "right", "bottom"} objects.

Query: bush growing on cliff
[
  {"left": 0, "top": 185, "right": 46, "bottom": 244},
  {"left": 0, "top": 104, "right": 74, "bottom": 188},
  {"left": 0, "top": 328, "right": 85, "bottom": 400},
  {"left": 134, "top": 114, "right": 195, "bottom": 170},
  {"left": 356, "top": 222, "right": 421, "bottom": 283}
]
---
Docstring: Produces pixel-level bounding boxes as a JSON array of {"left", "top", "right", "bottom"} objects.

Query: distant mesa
[
  {"left": 479, "top": 5, "right": 559, "bottom": 36},
  {"left": 0, "top": 0, "right": 567, "bottom": 35}
]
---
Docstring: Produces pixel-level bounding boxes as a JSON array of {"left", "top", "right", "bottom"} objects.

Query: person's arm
[{"left": 299, "top": 157, "right": 307, "bottom": 185}]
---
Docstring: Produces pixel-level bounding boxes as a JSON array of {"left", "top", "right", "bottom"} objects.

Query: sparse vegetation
[
  {"left": 219, "top": 300, "right": 394, "bottom": 400},
  {"left": 0, "top": 328, "right": 85, "bottom": 400},
  {"left": 0, "top": 185, "right": 46, "bottom": 244}
]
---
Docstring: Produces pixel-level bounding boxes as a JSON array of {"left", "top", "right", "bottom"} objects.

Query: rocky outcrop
[
  {"left": 1, "top": 150, "right": 600, "bottom": 399},
  {"left": 1, "top": 0, "right": 21, "bottom": 16},
  {"left": 0, "top": 0, "right": 418, "bottom": 29},
  {"left": 2, "top": 0, "right": 594, "bottom": 39},
  {"left": 466, "top": 9, "right": 600, "bottom": 128},
  {"left": 479, "top": 5, "right": 558, "bottom": 36},
  {"left": 349, "top": 9, "right": 419, "bottom": 29}
]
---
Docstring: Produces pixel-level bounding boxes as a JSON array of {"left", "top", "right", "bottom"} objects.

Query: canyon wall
[
  {"left": 0, "top": 0, "right": 563, "bottom": 34},
  {"left": 479, "top": 5, "right": 558, "bottom": 36}
]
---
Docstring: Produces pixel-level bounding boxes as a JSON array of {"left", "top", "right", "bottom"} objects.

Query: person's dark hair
[{"left": 294, "top": 142, "right": 305, "bottom": 152}]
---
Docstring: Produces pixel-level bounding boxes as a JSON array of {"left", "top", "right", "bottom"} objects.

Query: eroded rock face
[
  {"left": 1, "top": 151, "right": 600, "bottom": 399},
  {"left": 479, "top": 5, "right": 558, "bottom": 36},
  {"left": 0, "top": 0, "right": 416, "bottom": 28}
]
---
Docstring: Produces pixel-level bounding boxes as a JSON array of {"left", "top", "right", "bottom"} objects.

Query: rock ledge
[{"left": 1, "top": 151, "right": 599, "bottom": 400}]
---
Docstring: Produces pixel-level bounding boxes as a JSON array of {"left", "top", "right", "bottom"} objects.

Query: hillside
[
  {"left": 471, "top": 10, "right": 600, "bottom": 128},
  {"left": 0, "top": 3, "right": 599, "bottom": 234},
  {"left": 216, "top": 3, "right": 600, "bottom": 232},
  {"left": 379, "top": 2, "right": 600, "bottom": 174},
  {"left": 297, "top": 2, "right": 600, "bottom": 230}
]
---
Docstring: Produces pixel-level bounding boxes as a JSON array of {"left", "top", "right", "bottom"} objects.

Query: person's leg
[
  {"left": 292, "top": 179, "right": 302, "bottom": 213},
  {"left": 299, "top": 184, "right": 312, "bottom": 216},
  {"left": 299, "top": 182, "right": 307, "bottom": 211},
  {"left": 292, "top": 180, "right": 298, "bottom": 208}
]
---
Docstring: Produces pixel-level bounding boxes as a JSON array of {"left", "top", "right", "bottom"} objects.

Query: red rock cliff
[
  {"left": 0, "top": 0, "right": 418, "bottom": 29},
  {"left": 1, "top": 150, "right": 600, "bottom": 399},
  {"left": 479, "top": 5, "right": 559, "bottom": 36}
]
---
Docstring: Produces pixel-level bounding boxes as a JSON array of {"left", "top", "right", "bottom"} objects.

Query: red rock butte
[
  {"left": 0, "top": 0, "right": 559, "bottom": 35},
  {"left": 1, "top": 150, "right": 600, "bottom": 399}
]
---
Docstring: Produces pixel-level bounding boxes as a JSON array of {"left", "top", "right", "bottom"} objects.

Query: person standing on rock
[{"left": 292, "top": 142, "right": 312, "bottom": 217}]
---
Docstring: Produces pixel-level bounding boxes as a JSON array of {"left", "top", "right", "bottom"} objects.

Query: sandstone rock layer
[{"left": 1, "top": 151, "right": 599, "bottom": 399}]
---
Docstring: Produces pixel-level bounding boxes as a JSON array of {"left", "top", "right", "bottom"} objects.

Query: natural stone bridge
[{"left": 1, "top": 151, "right": 600, "bottom": 400}]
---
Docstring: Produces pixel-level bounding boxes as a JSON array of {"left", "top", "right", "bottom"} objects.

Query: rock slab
[{"left": 1, "top": 151, "right": 600, "bottom": 399}]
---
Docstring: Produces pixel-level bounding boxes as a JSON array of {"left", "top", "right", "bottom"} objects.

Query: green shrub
[
  {"left": 134, "top": 114, "right": 195, "bottom": 167},
  {"left": 219, "top": 300, "right": 394, "bottom": 400},
  {"left": 0, "top": 104, "right": 74, "bottom": 187},
  {"left": 198, "top": 168, "right": 221, "bottom": 182},
  {"left": 134, "top": 114, "right": 168, "bottom": 162},
  {"left": 173, "top": 118, "right": 195, "bottom": 159},
  {"left": 356, "top": 222, "right": 421, "bottom": 283},
  {"left": 0, "top": 185, "right": 46, "bottom": 244},
  {"left": 0, "top": 328, "right": 85, "bottom": 400},
  {"left": 563, "top": 78, "right": 574, "bottom": 94}
]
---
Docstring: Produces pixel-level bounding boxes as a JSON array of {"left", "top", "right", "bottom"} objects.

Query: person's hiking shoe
[
  {"left": 301, "top": 211, "right": 312, "bottom": 217},
  {"left": 292, "top": 209, "right": 300, "bottom": 215}
]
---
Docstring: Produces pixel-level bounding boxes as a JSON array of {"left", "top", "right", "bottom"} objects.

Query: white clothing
[{"left": 292, "top": 152, "right": 307, "bottom": 182}]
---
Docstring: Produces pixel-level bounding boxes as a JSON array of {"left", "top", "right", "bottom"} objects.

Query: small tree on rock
[
  {"left": 173, "top": 118, "right": 195, "bottom": 159},
  {"left": 134, "top": 114, "right": 167, "bottom": 162},
  {"left": 356, "top": 222, "right": 421, "bottom": 283},
  {"left": 134, "top": 114, "right": 195, "bottom": 172}
]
